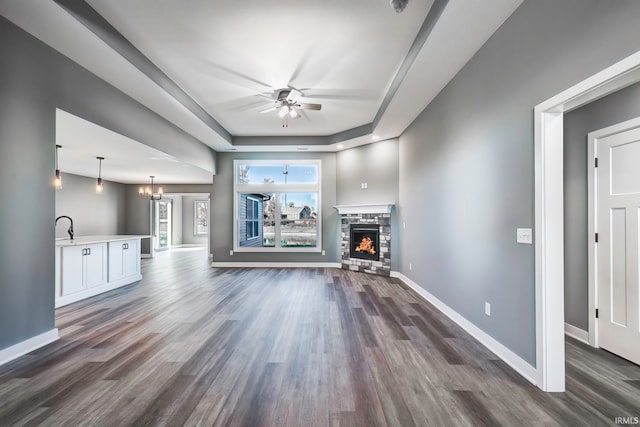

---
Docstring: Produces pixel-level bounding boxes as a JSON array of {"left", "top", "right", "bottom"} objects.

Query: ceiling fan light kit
[{"left": 260, "top": 88, "right": 322, "bottom": 128}]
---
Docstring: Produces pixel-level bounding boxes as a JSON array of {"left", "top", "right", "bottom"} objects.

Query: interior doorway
[
  {"left": 157, "top": 193, "right": 210, "bottom": 257},
  {"left": 534, "top": 50, "right": 640, "bottom": 392}
]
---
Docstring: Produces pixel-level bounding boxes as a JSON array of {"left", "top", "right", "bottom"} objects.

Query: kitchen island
[{"left": 55, "top": 235, "right": 149, "bottom": 307}]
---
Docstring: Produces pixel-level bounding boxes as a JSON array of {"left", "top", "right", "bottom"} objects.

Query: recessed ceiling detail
[
  {"left": 57, "top": 0, "right": 442, "bottom": 143},
  {"left": 0, "top": 0, "right": 524, "bottom": 152}
]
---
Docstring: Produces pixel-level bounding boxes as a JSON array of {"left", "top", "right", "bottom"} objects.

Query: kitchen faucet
[{"left": 55, "top": 215, "right": 74, "bottom": 240}]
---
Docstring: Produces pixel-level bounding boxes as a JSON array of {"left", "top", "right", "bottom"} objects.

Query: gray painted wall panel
[
  {"left": 55, "top": 173, "right": 126, "bottom": 238},
  {"left": 337, "top": 139, "right": 400, "bottom": 269},
  {"left": 564, "top": 82, "right": 640, "bottom": 331},
  {"left": 0, "top": 15, "right": 215, "bottom": 352},
  {"left": 398, "top": 0, "right": 640, "bottom": 365},
  {"left": 0, "top": 19, "right": 56, "bottom": 348},
  {"left": 211, "top": 152, "right": 338, "bottom": 263},
  {"left": 170, "top": 195, "right": 183, "bottom": 246}
]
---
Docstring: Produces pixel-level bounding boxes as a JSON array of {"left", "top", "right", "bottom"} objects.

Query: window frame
[
  {"left": 233, "top": 159, "right": 322, "bottom": 252},
  {"left": 245, "top": 195, "right": 260, "bottom": 241},
  {"left": 193, "top": 200, "right": 209, "bottom": 237}
]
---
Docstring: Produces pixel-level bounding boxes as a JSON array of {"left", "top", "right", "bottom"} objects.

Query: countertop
[{"left": 55, "top": 235, "right": 150, "bottom": 247}]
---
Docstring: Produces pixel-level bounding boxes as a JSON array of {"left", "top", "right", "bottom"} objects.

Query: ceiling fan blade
[
  {"left": 298, "top": 109, "right": 310, "bottom": 122},
  {"left": 286, "top": 89, "right": 302, "bottom": 103},
  {"left": 298, "top": 103, "right": 321, "bottom": 111},
  {"left": 259, "top": 106, "right": 277, "bottom": 114}
]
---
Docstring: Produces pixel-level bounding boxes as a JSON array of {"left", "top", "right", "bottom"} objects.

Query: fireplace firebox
[{"left": 350, "top": 224, "right": 380, "bottom": 261}]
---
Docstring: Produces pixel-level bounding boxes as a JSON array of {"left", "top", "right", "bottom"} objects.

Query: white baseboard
[
  {"left": 564, "top": 323, "right": 589, "bottom": 345},
  {"left": 0, "top": 329, "right": 59, "bottom": 366},
  {"left": 390, "top": 271, "right": 537, "bottom": 386},
  {"left": 55, "top": 274, "right": 142, "bottom": 308},
  {"left": 211, "top": 262, "right": 341, "bottom": 268}
]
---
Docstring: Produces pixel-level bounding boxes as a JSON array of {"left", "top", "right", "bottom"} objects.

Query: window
[
  {"left": 234, "top": 160, "right": 321, "bottom": 252},
  {"left": 246, "top": 196, "right": 260, "bottom": 240},
  {"left": 194, "top": 200, "right": 209, "bottom": 236}
]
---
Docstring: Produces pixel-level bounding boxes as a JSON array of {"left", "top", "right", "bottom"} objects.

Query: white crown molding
[{"left": 333, "top": 203, "right": 394, "bottom": 215}]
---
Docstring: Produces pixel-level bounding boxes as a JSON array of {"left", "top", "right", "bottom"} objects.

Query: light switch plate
[{"left": 516, "top": 228, "right": 533, "bottom": 244}]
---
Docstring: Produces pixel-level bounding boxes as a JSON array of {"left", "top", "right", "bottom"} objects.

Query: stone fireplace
[{"left": 334, "top": 204, "right": 393, "bottom": 276}]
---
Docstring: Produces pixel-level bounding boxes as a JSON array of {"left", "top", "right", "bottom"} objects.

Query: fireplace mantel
[{"left": 333, "top": 203, "right": 394, "bottom": 215}]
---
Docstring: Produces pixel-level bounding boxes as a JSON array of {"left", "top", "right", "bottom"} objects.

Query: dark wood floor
[{"left": 1, "top": 248, "right": 639, "bottom": 426}]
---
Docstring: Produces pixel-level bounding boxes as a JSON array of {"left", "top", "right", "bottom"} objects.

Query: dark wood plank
[
  {"left": 452, "top": 390, "right": 502, "bottom": 427},
  {"left": 0, "top": 248, "right": 639, "bottom": 426}
]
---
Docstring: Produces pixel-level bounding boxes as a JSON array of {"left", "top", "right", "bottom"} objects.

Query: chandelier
[{"left": 139, "top": 175, "right": 163, "bottom": 200}]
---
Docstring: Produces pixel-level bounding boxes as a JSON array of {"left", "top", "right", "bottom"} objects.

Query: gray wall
[
  {"left": 169, "top": 195, "right": 183, "bottom": 246},
  {"left": 398, "top": 0, "right": 640, "bottom": 365},
  {"left": 211, "top": 152, "right": 338, "bottom": 263},
  {"left": 0, "top": 17, "right": 56, "bottom": 350},
  {"left": 337, "top": 138, "right": 400, "bottom": 269},
  {"left": 564, "top": 82, "right": 640, "bottom": 331},
  {"left": 0, "top": 15, "right": 215, "bottom": 352},
  {"left": 55, "top": 173, "right": 126, "bottom": 238},
  {"left": 182, "top": 195, "right": 208, "bottom": 245}
]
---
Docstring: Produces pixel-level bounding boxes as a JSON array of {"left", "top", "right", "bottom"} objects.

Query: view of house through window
[{"left": 235, "top": 161, "right": 320, "bottom": 251}]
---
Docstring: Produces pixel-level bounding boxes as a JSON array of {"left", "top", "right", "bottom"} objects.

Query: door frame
[
  {"left": 587, "top": 117, "right": 640, "bottom": 348},
  {"left": 534, "top": 50, "right": 640, "bottom": 392}
]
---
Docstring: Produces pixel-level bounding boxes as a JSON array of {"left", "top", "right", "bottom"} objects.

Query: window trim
[
  {"left": 233, "top": 159, "right": 322, "bottom": 253},
  {"left": 245, "top": 195, "right": 260, "bottom": 241}
]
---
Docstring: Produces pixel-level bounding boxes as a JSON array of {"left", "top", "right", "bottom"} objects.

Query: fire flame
[{"left": 355, "top": 237, "right": 376, "bottom": 255}]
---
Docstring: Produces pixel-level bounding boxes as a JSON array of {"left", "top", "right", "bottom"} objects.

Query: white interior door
[{"left": 597, "top": 125, "right": 640, "bottom": 365}]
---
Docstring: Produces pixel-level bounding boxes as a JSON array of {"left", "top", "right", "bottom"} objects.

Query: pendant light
[
  {"left": 139, "top": 176, "right": 163, "bottom": 200},
  {"left": 54, "top": 144, "right": 63, "bottom": 189},
  {"left": 96, "top": 156, "right": 105, "bottom": 194}
]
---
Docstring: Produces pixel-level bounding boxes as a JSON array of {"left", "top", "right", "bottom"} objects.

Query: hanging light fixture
[
  {"left": 95, "top": 156, "right": 105, "bottom": 194},
  {"left": 390, "top": 0, "right": 409, "bottom": 12},
  {"left": 54, "top": 144, "right": 63, "bottom": 189},
  {"left": 139, "top": 175, "right": 163, "bottom": 200}
]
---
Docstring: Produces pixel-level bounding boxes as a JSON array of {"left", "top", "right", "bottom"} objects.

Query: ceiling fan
[{"left": 259, "top": 88, "right": 321, "bottom": 127}]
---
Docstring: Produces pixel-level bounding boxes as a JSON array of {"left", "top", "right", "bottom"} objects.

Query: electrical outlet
[
  {"left": 409, "top": 263, "right": 412, "bottom": 270},
  {"left": 229, "top": 250, "right": 233, "bottom": 256},
  {"left": 485, "top": 302, "right": 491, "bottom": 316},
  {"left": 403, "top": 221, "right": 406, "bottom": 229},
  {"left": 361, "top": 182, "right": 368, "bottom": 189},
  {"left": 321, "top": 250, "right": 325, "bottom": 256}
]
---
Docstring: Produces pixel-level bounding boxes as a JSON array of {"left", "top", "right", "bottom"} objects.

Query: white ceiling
[
  {"left": 56, "top": 110, "right": 213, "bottom": 184},
  {"left": 0, "top": 0, "right": 524, "bottom": 180},
  {"left": 86, "top": 0, "right": 433, "bottom": 136}
]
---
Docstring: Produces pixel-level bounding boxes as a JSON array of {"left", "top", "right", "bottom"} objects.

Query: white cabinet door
[
  {"left": 123, "top": 240, "right": 139, "bottom": 277},
  {"left": 84, "top": 243, "right": 107, "bottom": 288},
  {"left": 61, "top": 246, "right": 84, "bottom": 296},
  {"left": 108, "top": 242, "right": 125, "bottom": 282}
]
